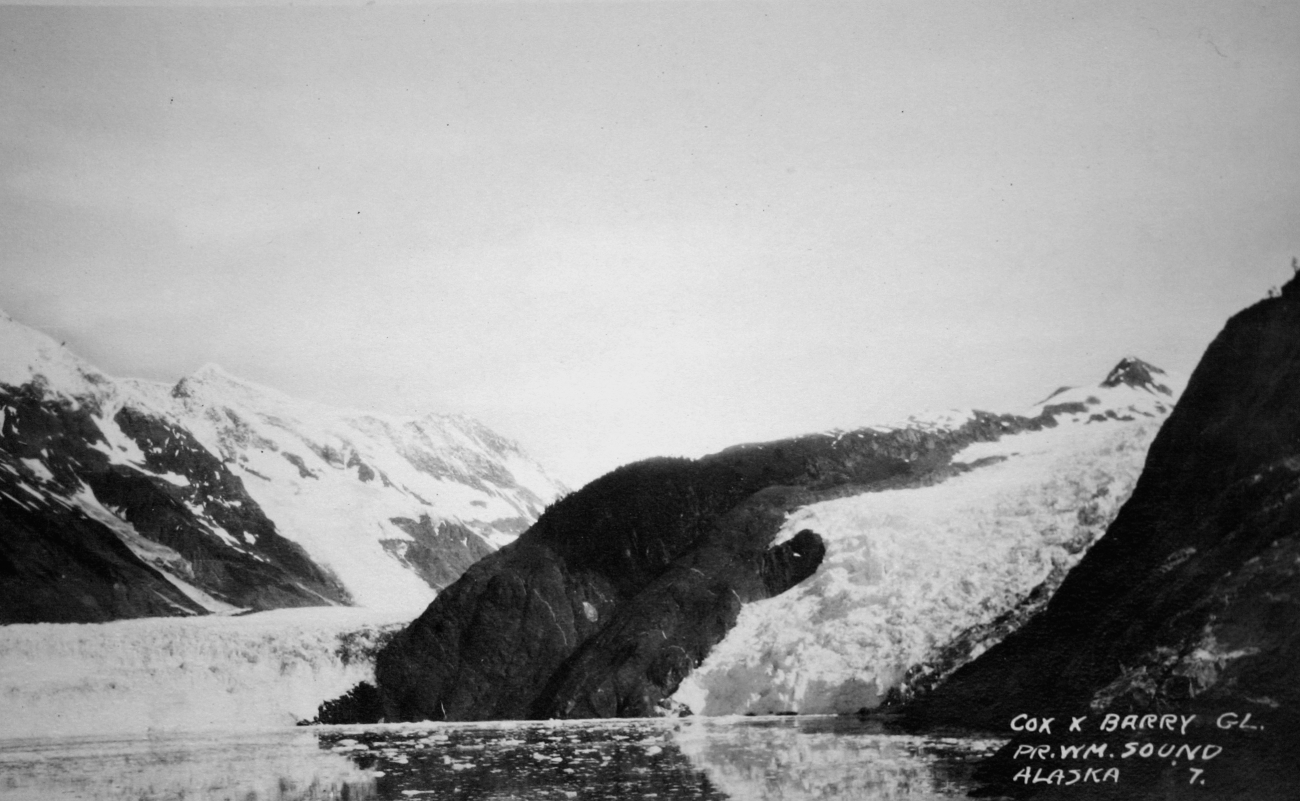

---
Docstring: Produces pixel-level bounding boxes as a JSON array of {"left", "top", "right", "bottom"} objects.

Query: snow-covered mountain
[
  {"left": 329, "top": 355, "right": 1183, "bottom": 724},
  {"left": 0, "top": 310, "right": 567, "bottom": 622},
  {"left": 670, "top": 358, "right": 1184, "bottom": 716}
]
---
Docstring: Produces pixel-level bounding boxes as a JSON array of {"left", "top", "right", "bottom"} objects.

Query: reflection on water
[
  {"left": 676, "top": 716, "right": 1004, "bottom": 801},
  {"left": 0, "top": 717, "right": 1004, "bottom": 800},
  {"left": 0, "top": 729, "right": 373, "bottom": 801}
]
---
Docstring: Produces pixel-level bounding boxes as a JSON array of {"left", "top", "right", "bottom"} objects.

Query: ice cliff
[{"left": 0, "top": 607, "right": 406, "bottom": 738}]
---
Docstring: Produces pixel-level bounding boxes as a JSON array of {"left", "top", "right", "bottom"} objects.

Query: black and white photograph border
[{"left": 0, "top": 1, "right": 1298, "bottom": 799}]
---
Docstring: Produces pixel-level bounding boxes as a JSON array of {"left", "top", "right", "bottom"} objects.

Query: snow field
[
  {"left": 156, "top": 366, "right": 565, "bottom": 611},
  {"left": 0, "top": 607, "right": 412, "bottom": 740},
  {"left": 674, "top": 418, "right": 1164, "bottom": 715},
  {"left": 0, "top": 310, "right": 115, "bottom": 407}
]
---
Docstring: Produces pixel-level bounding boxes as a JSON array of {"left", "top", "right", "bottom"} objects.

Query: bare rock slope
[{"left": 906, "top": 278, "right": 1300, "bottom": 798}]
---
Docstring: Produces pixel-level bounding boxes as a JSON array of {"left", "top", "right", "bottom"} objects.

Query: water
[{"left": 0, "top": 717, "right": 1004, "bottom": 801}]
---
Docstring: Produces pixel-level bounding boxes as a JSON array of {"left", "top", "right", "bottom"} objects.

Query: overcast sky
[{"left": 2, "top": 1, "right": 1298, "bottom": 485}]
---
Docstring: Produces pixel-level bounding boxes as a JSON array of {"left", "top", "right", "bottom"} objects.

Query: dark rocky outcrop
[
  {"left": 1100, "top": 356, "right": 1177, "bottom": 395},
  {"left": 381, "top": 516, "right": 496, "bottom": 592},
  {"left": 332, "top": 404, "right": 1092, "bottom": 724},
  {"left": 0, "top": 489, "right": 208, "bottom": 622},
  {"left": 904, "top": 278, "right": 1300, "bottom": 798},
  {"left": 0, "top": 386, "right": 350, "bottom": 622}
]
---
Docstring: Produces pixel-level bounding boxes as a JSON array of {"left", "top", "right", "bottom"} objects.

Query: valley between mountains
[
  {"left": 5, "top": 277, "right": 1299, "bottom": 799},
  {"left": 2, "top": 301, "right": 1185, "bottom": 739}
]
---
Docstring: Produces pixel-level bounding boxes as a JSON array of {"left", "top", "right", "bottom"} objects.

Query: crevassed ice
[
  {"left": 675, "top": 417, "right": 1164, "bottom": 716},
  {"left": 0, "top": 607, "right": 410, "bottom": 739}
]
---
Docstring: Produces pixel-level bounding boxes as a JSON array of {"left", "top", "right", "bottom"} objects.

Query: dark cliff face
[
  {"left": 905, "top": 281, "right": 1300, "bottom": 797},
  {"left": 0, "top": 386, "right": 350, "bottom": 622},
  {"left": 350, "top": 406, "right": 1084, "bottom": 724}
]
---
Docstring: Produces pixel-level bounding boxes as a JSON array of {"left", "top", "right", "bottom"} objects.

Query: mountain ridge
[
  {"left": 319, "top": 355, "right": 1181, "bottom": 723},
  {"left": 0, "top": 310, "right": 567, "bottom": 622}
]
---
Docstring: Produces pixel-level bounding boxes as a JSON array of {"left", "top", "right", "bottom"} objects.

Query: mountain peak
[
  {"left": 0, "top": 310, "right": 113, "bottom": 403},
  {"left": 170, "top": 362, "right": 291, "bottom": 405},
  {"left": 1029, "top": 356, "right": 1183, "bottom": 421},
  {"left": 1100, "top": 357, "right": 1174, "bottom": 396}
]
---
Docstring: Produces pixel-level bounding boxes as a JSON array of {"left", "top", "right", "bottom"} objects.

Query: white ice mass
[
  {"left": 0, "top": 607, "right": 409, "bottom": 739},
  {"left": 673, "top": 372, "right": 1182, "bottom": 716}
]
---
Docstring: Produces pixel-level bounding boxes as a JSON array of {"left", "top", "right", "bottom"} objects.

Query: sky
[{"left": 1, "top": 1, "right": 1298, "bottom": 486}]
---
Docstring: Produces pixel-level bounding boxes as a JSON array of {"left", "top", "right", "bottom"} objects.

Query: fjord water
[{"left": 0, "top": 717, "right": 1002, "bottom": 800}]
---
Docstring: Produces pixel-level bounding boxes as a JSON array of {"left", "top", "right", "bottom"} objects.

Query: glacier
[
  {"left": 0, "top": 607, "right": 409, "bottom": 739},
  {"left": 0, "top": 327, "right": 1186, "bottom": 739},
  {"left": 673, "top": 368, "right": 1181, "bottom": 716}
]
